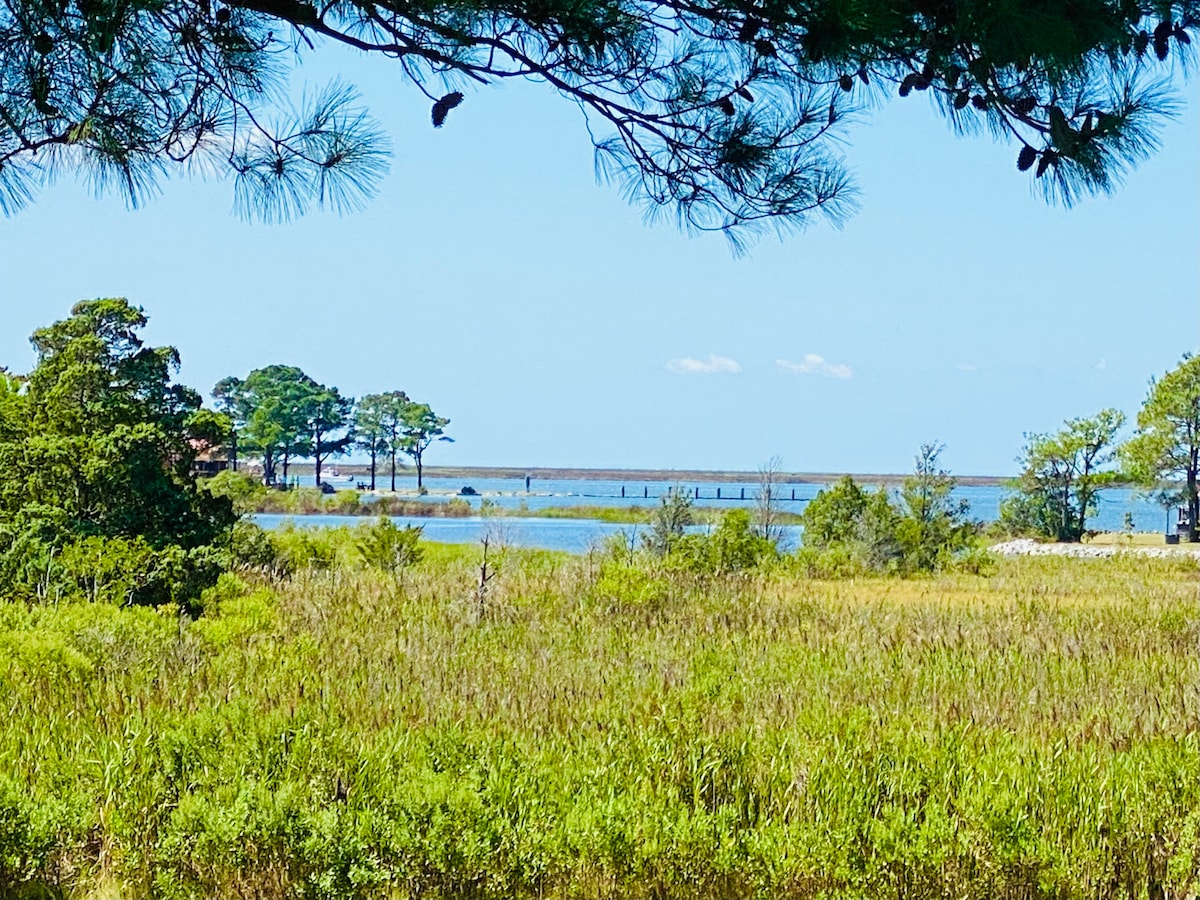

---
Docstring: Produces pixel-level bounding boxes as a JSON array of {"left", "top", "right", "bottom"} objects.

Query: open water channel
[{"left": 254, "top": 473, "right": 1173, "bottom": 554}]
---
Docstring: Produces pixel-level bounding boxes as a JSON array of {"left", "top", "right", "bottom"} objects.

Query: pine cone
[{"left": 431, "top": 92, "right": 464, "bottom": 128}]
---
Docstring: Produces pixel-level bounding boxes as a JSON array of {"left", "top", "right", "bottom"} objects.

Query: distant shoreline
[{"left": 285, "top": 464, "right": 1014, "bottom": 488}]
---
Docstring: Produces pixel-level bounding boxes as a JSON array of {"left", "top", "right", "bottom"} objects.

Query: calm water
[
  {"left": 258, "top": 474, "right": 1171, "bottom": 553},
  {"left": 252, "top": 513, "right": 796, "bottom": 555}
]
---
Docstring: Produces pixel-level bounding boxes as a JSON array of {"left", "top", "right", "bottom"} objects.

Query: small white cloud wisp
[
  {"left": 777, "top": 354, "right": 853, "bottom": 380},
  {"left": 665, "top": 354, "right": 742, "bottom": 375}
]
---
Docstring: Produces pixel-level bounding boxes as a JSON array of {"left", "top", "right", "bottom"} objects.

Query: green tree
[
  {"left": 800, "top": 475, "right": 868, "bottom": 549},
  {"left": 380, "top": 391, "right": 413, "bottom": 492},
  {"left": 0, "top": 299, "right": 234, "bottom": 604},
  {"left": 215, "top": 366, "right": 315, "bottom": 485},
  {"left": 707, "top": 508, "right": 777, "bottom": 573},
  {"left": 895, "top": 442, "right": 973, "bottom": 570},
  {"left": 1005, "top": 409, "right": 1125, "bottom": 542},
  {"left": 398, "top": 402, "right": 451, "bottom": 492},
  {"left": 354, "top": 392, "right": 407, "bottom": 491},
  {"left": 0, "top": 0, "right": 1191, "bottom": 241},
  {"left": 644, "top": 489, "right": 694, "bottom": 556},
  {"left": 298, "top": 380, "right": 354, "bottom": 487},
  {"left": 1122, "top": 355, "right": 1200, "bottom": 540},
  {"left": 798, "top": 475, "right": 903, "bottom": 573}
]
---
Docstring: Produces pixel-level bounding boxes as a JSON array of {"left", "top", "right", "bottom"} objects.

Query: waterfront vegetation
[
  {"left": 5, "top": 304, "right": 1200, "bottom": 900},
  {"left": 2, "top": 543, "right": 1199, "bottom": 900},
  {"left": 211, "top": 473, "right": 807, "bottom": 526}
]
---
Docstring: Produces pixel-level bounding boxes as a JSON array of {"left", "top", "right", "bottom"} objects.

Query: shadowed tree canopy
[{"left": 0, "top": 0, "right": 1193, "bottom": 241}]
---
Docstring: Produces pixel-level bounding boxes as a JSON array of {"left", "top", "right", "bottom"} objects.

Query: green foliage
[
  {"left": 0, "top": 300, "right": 234, "bottom": 607},
  {"left": 270, "top": 524, "right": 341, "bottom": 571},
  {"left": 0, "top": 0, "right": 1191, "bottom": 242},
  {"left": 355, "top": 517, "right": 424, "bottom": 573},
  {"left": 56, "top": 536, "right": 224, "bottom": 609},
  {"left": 895, "top": 443, "right": 975, "bottom": 570},
  {"left": 398, "top": 402, "right": 452, "bottom": 491},
  {"left": 800, "top": 447, "right": 975, "bottom": 573},
  {"left": 669, "top": 508, "right": 778, "bottom": 575},
  {"left": 0, "top": 550, "right": 1197, "bottom": 900},
  {"left": 1005, "top": 409, "right": 1126, "bottom": 542},
  {"left": 1122, "top": 354, "right": 1200, "bottom": 539},
  {"left": 203, "top": 469, "right": 270, "bottom": 513},
  {"left": 644, "top": 490, "right": 694, "bottom": 556},
  {"left": 216, "top": 366, "right": 353, "bottom": 487},
  {"left": 800, "top": 477, "right": 903, "bottom": 573},
  {"left": 800, "top": 475, "right": 868, "bottom": 548},
  {"left": 354, "top": 391, "right": 410, "bottom": 491},
  {"left": 228, "top": 521, "right": 286, "bottom": 574}
]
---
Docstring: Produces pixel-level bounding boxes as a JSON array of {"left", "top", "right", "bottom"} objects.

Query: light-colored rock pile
[{"left": 990, "top": 538, "right": 1200, "bottom": 560}]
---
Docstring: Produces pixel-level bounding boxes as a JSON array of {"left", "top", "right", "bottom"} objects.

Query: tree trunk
[
  {"left": 369, "top": 449, "right": 377, "bottom": 491},
  {"left": 1189, "top": 469, "right": 1198, "bottom": 542},
  {"left": 390, "top": 450, "right": 397, "bottom": 492},
  {"left": 314, "top": 429, "right": 322, "bottom": 486},
  {"left": 416, "top": 453, "right": 423, "bottom": 491}
]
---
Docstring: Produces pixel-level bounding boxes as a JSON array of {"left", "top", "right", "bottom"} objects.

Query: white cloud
[
  {"left": 957, "top": 363, "right": 977, "bottom": 372},
  {"left": 777, "top": 354, "right": 853, "bottom": 380},
  {"left": 665, "top": 354, "right": 742, "bottom": 375}
]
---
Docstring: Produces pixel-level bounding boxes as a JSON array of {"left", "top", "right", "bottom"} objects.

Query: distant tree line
[
  {"left": 213, "top": 368, "right": 451, "bottom": 492},
  {"left": 795, "top": 353, "right": 1200, "bottom": 556},
  {"left": 999, "top": 354, "right": 1200, "bottom": 542},
  {"left": 0, "top": 299, "right": 1196, "bottom": 612},
  {"left": 0, "top": 299, "right": 454, "bottom": 607}
]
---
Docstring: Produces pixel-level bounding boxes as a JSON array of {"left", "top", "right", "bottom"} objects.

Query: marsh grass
[{"left": 1, "top": 548, "right": 1199, "bottom": 900}]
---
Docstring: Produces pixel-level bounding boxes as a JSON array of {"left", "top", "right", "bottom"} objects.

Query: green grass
[{"left": 1, "top": 545, "right": 1199, "bottom": 900}]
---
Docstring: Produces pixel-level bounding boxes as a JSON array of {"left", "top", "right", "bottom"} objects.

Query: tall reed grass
[{"left": 1, "top": 547, "right": 1198, "bottom": 900}]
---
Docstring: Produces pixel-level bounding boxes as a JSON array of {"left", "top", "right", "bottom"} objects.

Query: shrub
[
  {"left": 228, "top": 520, "right": 285, "bottom": 574},
  {"left": 666, "top": 509, "right": 776, "bottom": 575},
  {"left": 355, "top": 518, "right": 424, "bottom": 574},
  {"left": 643, "top": 491, "right": 694, "bottom": 557},
  {"left": 55, "top": 536, "right": 223, "bottom": 610},
  {"left": 272, "top": 524, "right": 339, "bottom": 571},
  {"left": 202, "top": 470, "right": 268, "bottom": 513},
  {"left": 331, "top": 490, "right": 364, "bottom": 515},
  {"left": 797, "top": 446, "right": 978, "bottom": 576}
]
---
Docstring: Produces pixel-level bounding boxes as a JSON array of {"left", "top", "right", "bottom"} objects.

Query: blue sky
[{"left": 0, "top": 46, "right": 1196, "bottom": 476}]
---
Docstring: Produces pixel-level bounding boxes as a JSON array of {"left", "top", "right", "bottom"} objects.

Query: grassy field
[{"left": 2, "top": 543, "right": 1199, "bottom": 900}]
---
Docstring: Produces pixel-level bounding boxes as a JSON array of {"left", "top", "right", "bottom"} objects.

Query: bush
[
  {"left": 643, "top": 491, "right": 694, "bottom": 557},
  {"left": 56, "top": 536, "right": 223, "bottom": 610},
  {"left": 202, "top": 470, "right": 268, "bottom": 513},
  {"left": 331, "top": 490, "right": 365, "bottom": 515},
  {"left": 789, "top": 543, "right": 873, "bottom": 579},
  {"left": 0, "top": 774, "right": 60, "bottom": 896},
  {"left": 271, "top": 524, "right": 339, "bottom": 571},
  {"left": 799, "top": 480, "right": 903, "bottom": 574},
  {"left": 228, "top": 520, "right": 285, "bottom": 574},
  {"left": 797, "top": 445, "right": 979, "bottom": 576},
  {"left": 355, "top": 518, "right": 424, "bottom": 574},
  {"left": 665, "top": 509, "right": 776, "bottom": 575}
]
